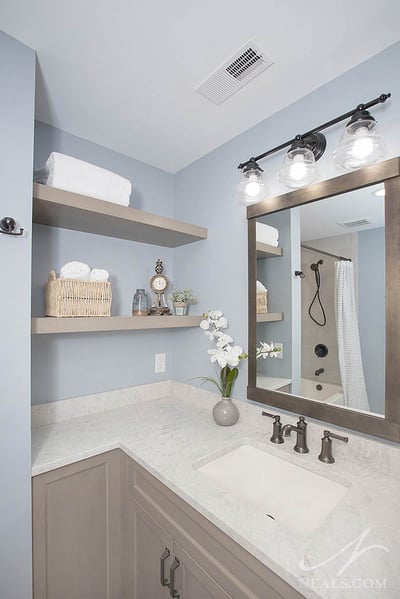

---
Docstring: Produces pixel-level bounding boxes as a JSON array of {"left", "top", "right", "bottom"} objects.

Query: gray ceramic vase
[{"left": 212, "top": 397, "right": 239, "bottom": 426}]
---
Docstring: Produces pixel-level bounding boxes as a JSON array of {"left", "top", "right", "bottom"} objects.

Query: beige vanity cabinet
[
  {"left": 126, "top": 455, "right": 303, "bottom": 599},
  {"left": 129, "top": 500, "right": 173, "bottom": 598},
  {"left": 32, "top": 451, "right": 122, "bottom": 599},
  {"left": 129, "top": 499, "right": 230, "bottom": 599},
  {"left": 33, "top": 450, "right": 304, "bottom": 599}
]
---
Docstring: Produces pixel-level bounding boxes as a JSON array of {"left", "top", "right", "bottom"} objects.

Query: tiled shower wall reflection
[{"left": 300, "top": 233, "right": 357, "bottom": 385}]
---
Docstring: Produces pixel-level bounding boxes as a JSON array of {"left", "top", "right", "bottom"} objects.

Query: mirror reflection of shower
[
  {"left": 255, "top": 183, "right": 385, "bottom": 416},
  {"left": 301, "top": 237, "right": 371, "bottom": 412},
  {"left": 308, "top": 258, "right": 326, "bottom": 327}
]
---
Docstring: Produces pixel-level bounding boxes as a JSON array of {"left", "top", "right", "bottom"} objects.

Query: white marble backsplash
[{"left": 31, "top": 380, "right": 172, "bottom": 427}]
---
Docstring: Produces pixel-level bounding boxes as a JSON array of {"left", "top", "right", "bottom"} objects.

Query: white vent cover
[
  {"left": 196, "top": 41, "right": 273, "bottom": 105},
  {"left": 338, "top": 217, "right": 371, "bottom": 229}
]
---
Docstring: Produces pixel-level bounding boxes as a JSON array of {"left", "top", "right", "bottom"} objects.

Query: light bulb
[
  {"left": 244, "top": 174, "right": 262, "bottom": 197},
  {"left": 236, "top": 162, "right": 265, "bottom": 205},
  {"left": 334, "top": 117, "right": 386, "bottom": 170},
  {"left": 278, "top": 146, "right": 317, "bottom": 189},
  {"left": 350, "top": 128, "right": 374, "bottom": 161},
  {"left": 288, "top": 155, "right": 308, "bottom": 182}
]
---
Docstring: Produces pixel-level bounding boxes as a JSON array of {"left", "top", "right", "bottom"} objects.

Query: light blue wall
[
  {"left": 358, "top": 227, "right": 385, "bottom": 414},
  {"left": 32, "top": 123, "right": 177, "bottom": 403},
  {"left": 0, "top": 30, "right": 35, "bottom": 599},
  {"left": 172, "top": 41, "right": 400, "bottom": 400},
  {"left": 34, "top": 121, "right": 175, "bottom": 216},
  {"left": 32, "top": 41, "right": 400, "bottom": 405}
]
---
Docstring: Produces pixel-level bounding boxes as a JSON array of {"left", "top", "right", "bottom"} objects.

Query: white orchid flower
[
  {"left": 216, "top": 333, "right": 233, "bottom": 348},
  {"left": 200, "top": 319, "right": 210, "bottom": 330},
  {"left": 215, "top": 316, "right": 228, "bottom": 329},
  {"left": 256, "top": 341, "right": 280, "bottom": 359},
  {"left": 208, "top": 310, "right": 222, "bottom": 320},
  {"left": 208, "top": 347, "right": 228, "bottom": 368},
  {"left": 224, "top": 345, "right": 243, "bottom": 367},
  {"left": 205, "top": 329, "right": 219, "bottom": 341}
]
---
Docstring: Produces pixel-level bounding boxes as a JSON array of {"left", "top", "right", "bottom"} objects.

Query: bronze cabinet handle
[
  {"left": 160, "top": 547, "right": 170, "bottom": 587},
  {"left": 169, "top": 557, "right": 180, "bottom": 598}
]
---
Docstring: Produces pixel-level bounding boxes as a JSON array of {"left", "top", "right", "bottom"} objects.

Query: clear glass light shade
[
  {"left": 236, "top": 168, "right": 265, "bottom": 205},
  {"left": 333, "top": 118, "right": 385, "bottom": 170},
  {"left": 278, "top": 147, "right": 317, "bottom": 189}
]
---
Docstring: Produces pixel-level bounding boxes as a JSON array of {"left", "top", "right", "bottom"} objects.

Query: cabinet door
[
  {"left": 130, "top": 500, "right": 173, "bottom": 599},
  {"left": 32, "top": 451, "right": 121, "bottom": 599},
  {"left": 172, "top": 542, "right": 231, "bottom": 599}
]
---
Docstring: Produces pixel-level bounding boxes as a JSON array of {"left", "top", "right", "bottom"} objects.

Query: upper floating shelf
[
  {"left": 32, "top": 184, "right": 208, "bottom": 247},
  {"left": 256, "top": 242, "right": 283, "bottom": 259}
]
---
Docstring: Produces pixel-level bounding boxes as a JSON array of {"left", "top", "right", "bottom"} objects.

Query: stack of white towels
[
  {"left": 256, "top": 280, "right": 268, "bottom": 293},
  {"left": 60, "top": 261, "right": 109, "bottom": 282},
  {"left": 34, "top": 152, "right": 132, "bottom": 207},
  {"left": 256, "top": 222, "right": 279, "bottom": 247}
]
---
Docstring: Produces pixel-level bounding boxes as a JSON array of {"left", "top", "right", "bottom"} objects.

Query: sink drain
[{"left": 265, "top": 514, "right": 275, "bottom": 520}]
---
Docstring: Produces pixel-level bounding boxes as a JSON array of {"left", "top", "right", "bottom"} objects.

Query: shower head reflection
[{"left": 310, "top": 259, "right": 323, "bottom": 271}]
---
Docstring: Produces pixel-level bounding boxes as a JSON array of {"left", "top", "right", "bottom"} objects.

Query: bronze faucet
[
  {"left": 282, "top": 416, "right": 309, "bottom": 453},
  {"left": 318, "top": 430, "right": 349, "bottom": 463},
  {"left": 262, "top": 411, "right": 284, "bottom": 444}
]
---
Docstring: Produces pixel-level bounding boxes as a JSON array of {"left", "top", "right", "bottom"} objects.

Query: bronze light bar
[{"left": 237, "top": 93, "right": 391, "bottom": 171}]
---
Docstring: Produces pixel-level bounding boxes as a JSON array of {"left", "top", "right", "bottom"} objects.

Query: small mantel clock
[{"left": 149, "top": 259, "right": 171, "bottom": 315}]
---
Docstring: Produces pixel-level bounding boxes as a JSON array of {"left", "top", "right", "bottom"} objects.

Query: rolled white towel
[
  {"left": 90, "top": 268, "right": 109, "bottom": 282},
  {"left": 256, "top": 280, "right": 268, "bottom": 293},
  {"left": 256, "top": 222, "right": 279, "bottom": 247},
  {"left": 60, "top": 261, "right": 91, "bottom": 281},
  {"left": 34, "top": 152, "right": 132, "bottom": 207}
]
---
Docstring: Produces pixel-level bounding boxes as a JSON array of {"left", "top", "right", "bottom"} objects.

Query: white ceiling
[
  {"left": 300, "top": 184, "right": 385, "bottom": 241},
  {"left": 1, "top": 1, "right": 400, "bottom": 173}
]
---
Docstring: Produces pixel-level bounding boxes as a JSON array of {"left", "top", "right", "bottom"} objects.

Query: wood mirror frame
[{"left": 247, "top": 157, "right": 400, "bottom": 443}]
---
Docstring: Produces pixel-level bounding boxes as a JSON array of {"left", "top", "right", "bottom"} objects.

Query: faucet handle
[
  {"left": 262, "top": 411, "right": 284, "bottom": 444},
  {"left": 318, "top": 430, "right": 349, "bottom": 464},
  {"left": 262, "top": 411, "right": 281, "bottom": 422},
  {"left": 328, "top": 431, "right": 349, "bottom": 443}
]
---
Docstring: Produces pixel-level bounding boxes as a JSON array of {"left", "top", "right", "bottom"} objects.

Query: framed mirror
[{"left": 247, "top": 157, "right": 400, "bottom": 442}]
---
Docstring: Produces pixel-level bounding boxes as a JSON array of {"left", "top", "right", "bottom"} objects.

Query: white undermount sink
[{"left": 194, "top": 442, "right": 349, "bottom": 535}]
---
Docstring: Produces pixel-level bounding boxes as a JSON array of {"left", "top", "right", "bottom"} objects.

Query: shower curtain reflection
[{"left": 335, "top": 260, "right": 370, "bottom": 412}]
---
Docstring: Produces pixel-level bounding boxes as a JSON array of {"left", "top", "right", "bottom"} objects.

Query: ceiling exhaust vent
[
  {"left": 196, "top": 41, "right": 273, "bottom": 105},
  {"left": 338, "top": 217, "right": 371, "bottom": 229}
]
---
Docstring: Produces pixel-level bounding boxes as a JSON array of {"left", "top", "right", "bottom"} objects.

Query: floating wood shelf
[
  {"left": 256, "top": 312, "right": 284, "bottom": 323},
  {"left": 256, "top": 242, "right": 283, "bottom": 259},
  {"left": 32, "top": 315, "right": 203, "bottom": 335},
  {"left": 32, "top": 184, "right": 207, "bottom": 247}
]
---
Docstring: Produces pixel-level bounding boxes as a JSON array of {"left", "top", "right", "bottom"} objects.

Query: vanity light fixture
[
  {"left": 236, "top": 158, "right": 265, "bottom": 205},
  {"left": 278, "top": 133, "right": 326, "bottom": 189},
  {"left": 237, "top": 93, "right": 391, "bottom": 202},
  {"left": 333, "top": 108, "right": 386, "bottom": 169}
]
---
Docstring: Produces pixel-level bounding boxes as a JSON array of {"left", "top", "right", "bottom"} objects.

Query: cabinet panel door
[
  {"left": 173, "top": 542, "right": 231, "bottom": 599},
  {"left": 131, "top": 500, "right": 173, "bottom": 599},
  {"left": 32, "top": 451, "right": 121, "bottom": 599}
]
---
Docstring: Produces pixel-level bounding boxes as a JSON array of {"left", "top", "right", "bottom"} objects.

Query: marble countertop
[{"left": 32, "top": 384, "right": 400, "bottom": 599}]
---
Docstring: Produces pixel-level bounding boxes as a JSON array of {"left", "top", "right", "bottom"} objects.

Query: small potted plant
[{"left": 170, "top": 288, "right": 197, "bottom": 315}]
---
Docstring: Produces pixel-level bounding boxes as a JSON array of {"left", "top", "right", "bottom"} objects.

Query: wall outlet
[
  {"left": 155, "top": 353, "right": 166, "bottom": 373},
  {"left": 275, "top": 343, "right": 283, "bottom": 359}
]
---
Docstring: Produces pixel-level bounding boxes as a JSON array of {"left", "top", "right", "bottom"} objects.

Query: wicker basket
[
  {"left": 45, "top": 270, "right": 112, "bottom": 317},
  {"left": 256, "top": 291, "right": 268, "bottom": 314}
]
